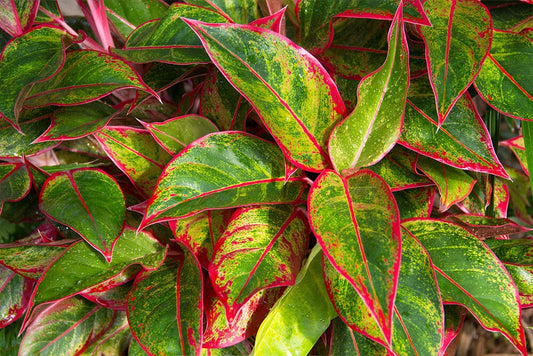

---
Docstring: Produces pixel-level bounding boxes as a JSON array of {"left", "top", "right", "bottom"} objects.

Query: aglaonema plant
[{"left": 0, "top": 0, "right": 532, "bottom": 355}]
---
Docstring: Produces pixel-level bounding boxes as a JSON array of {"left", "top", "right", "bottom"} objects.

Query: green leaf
[
  {"left": 209, "top": 205, "right": 309, "bottom": 318},
  {"left": 328, "top": 318, "right": 387, "bottom": 356},
  {"left": 186, "top": 0, "right": 259, "bottom": 24},
  {"left": 308, "top": 169, "right": 401, "bottom": 342},
  {"left": 474, "top": 30, "right": 533, "bottom": 120},
  {"left": 501, "top": 135, "right": 528, "bottom": 175},
  {"left": 140, "top": 114, "right": 218, "bottom": 155},
  {"left": 419, "top": 0, "right": 492, "bottom": 126},
  {"left": 80, "top": 311, "right": 130, "bottom": 356},
  {"left": 34, "top": 102, "right": 118, "bottom": 142},
  {"left": 94, "top": 126, "right": 172, "bottom": 197},
  {"left": 19, "top": 297, "right": 115, "bottom": 356},
  {"left": 522, "top": 122, "right": 533, "bottom": 193},
  {"left": 252, "top": 244, "right": 337, "bottom": 356},
  {"left": 328, "top": 8, "right": 409, "bottom": 173},
  {"left": 0, "top": 265, "right": 33, "bottom": 328},
  {"left": 141, "top": 132, "right": 307, "bottom": 227},
  {"left": 0, "top": 26, "right": 69, "bottom": 127},
  {"left": 444, "top": 215, "right": 530, "bottom": 239},
  {"left": 104, "top": 0, "right": 168, "bottom": 38},
  {"left": 0, "top": 117, "right": 58, "bottom": 158},
  {"left": 416, "top": 156, "right": 476, "bottom": 211},
  {"left": 113, "top": 3, "right": 229, "bottom": 64},
  {"left": 394, "top": 187, "right": 435, "bottom": 220},
  {"left": 0, "top": 162, "right": 31, "bottom": 213},
  {"left": 24, "top": 50, "right": 157, "bottom": 108},
  {"left": 30, "top": 226, "right": 165, "bottom": 306},
  {"left": 489, "top": 3, "right": 533, "bottom": 32},
  {"left": 185, "top": 19, "right": 345, "bottom": 172},
  {"left": 0, "top": 0, "right": 39, "bottom": 36},
  {"left": 399, "top": 76, "right": 509, "bottom": 178},
  {"left": 402, "top": 218, "right": 527, "bottom": 354},
  {"left": 38, "top": 168, "right": 126, "bottom": 261},
  {"left": 128, "top": 251, "right": 203, "bottom": 356}
]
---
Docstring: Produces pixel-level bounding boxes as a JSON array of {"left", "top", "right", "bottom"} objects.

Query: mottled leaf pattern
[
  {"left": 0, "top": 0, "right": 39, "bottom": 36},
  {"left": 0, "top": 117, "right": 59, "bottom": 158},
  {"left": 103, "top": 0, "right": 168, "bottom": 38},
  {"left": 0, "top": 265, "right": 33, "bottom": 328},
  {"left": 0, "top": 162, "right": 31, "bottom": 213}
]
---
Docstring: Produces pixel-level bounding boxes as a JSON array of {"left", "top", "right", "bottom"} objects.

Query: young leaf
[
  {"left": 128, "top": 251, "right": 203, "bottom": 356},
  {"left": 402, "top": 218, "right": 527, "bottom": 355},
  {"left": 24, "top": 50, "right": 157, "bottom": 108},
  {"left": 209, "top": 205, "right": 309, "bottom": 318},
  {"left": 419, "top": 0, "right": 492, "bottom": 126},
  {"left": 0, "top": 25, "right": 69, "bottom": 127},
  {"left": 399, "top": 76, "right": 509, "bottom": 178},
  {"left": 113, "top": 3, "right": 230, "bottom": 65},
  {"left": 185, "top": 19, "right": 346, "bottom": 172},
  {"left": 139, "top": 114, "right": 218, "bottom": 155},
  {"left": 0, "top": 0, "right": 39, "bottom": 36},
  {"left": 19, "top": 296, "right": 115, "bottom": 356},
  {"left": 94, "top": 126, "right": 172, "bottom": 197},
  {"left": 252, "top": 244, "right": 337, "bottom": 356},
  {"left": 0, "top": 162, "right": 31, "bottom": 214},
  {"left": 308, "top": 169, "right": 401, "bottom": 342},
  {"left": 0, "top": 265, "right": 33, "bottom": 328},
  {"left": 140, "top": 132, "right": 307, "bottom": 227},
  {"left": 30, "top": 227, "right": 165, "bottom": 307},
  {"left": 328, "top": 7, "right": 409, "bottom": 173},
  {"left": 38, "top": 168, "right": 126, "bottom": 261},
  {"left": 34, "top": 102, "right": 118, "bottom": 142},
  {"left": 474, "top": 30, "right": 533, "bottom": 120}
]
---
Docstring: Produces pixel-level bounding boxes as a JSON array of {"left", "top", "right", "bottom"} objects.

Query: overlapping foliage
[{"left": 0, "top": 0, "right": 533, "bottom": 355}]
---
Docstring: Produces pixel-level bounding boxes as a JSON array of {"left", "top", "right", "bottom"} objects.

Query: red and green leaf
[
  {"left": 141, "top": 132, "right": 307, "bottom": 227},
  {"left": 187, "top": 0, "right": 259, "bottom": 24},
  {"left": 0, "top": 265, "right": 33, "bottom": 327},
  {"left": 501, "top": 135, "right": 528, "bottom": 174},
  {"left": 327, "top": 317, "right": 388, "bottom": 356},
  {"left": 489, "top": 3, "right": 533, "bottom": 32},
  {"left": 185, "top": 19, "right": 345, "bottom": 172},
  {"left": 253, "top": 244, "right": 337, "bottom": 356},
  {"left": 399, "top": 76, "right": 509, "bottom": 178},
  {"left": 419, "top": 0, "right": 492, "bottom": 126},
  {"left": 209, "top": 205, "right": 309, "bottom": 318},
  {"left": 81, "top": 310, "right": 130, "bottom": 356},
  {"left": 402, "top": 218, "right": 527, "bottom": 355},
  {"left": 0, "top": 162, "right": 31, "bottom": 214},
  {"left": 328, "top": 7, "right": 409, "bottom": 173},
  {"left": 394, "top": 186, "right": 436, "bottom": 220},
  {"left": 38, "top": 168, "right": 126, "bottom": 261},
  {"left": 308, "top": 169, "right": 401, "bottom": 342},
  {"left": 34, "top": 102, "right": 118, "bottom": 142},
  {"left": 0, "top": 116, "right": 59, "bottom": 158},
  {"left": 128, "top": 250, "right": 203, "bottom": 356},
  {"left": 474, "top": 30, "right": 533, "bottom": 120},
  {"left": 113, "top": 3, "right": 230, "bottom": 65},
  {"left": 24, "top": 50, "right": 157, "bottom": 108},
  {"left": 103, "top": 0, "right": 169, "bottom": 39},
  {"left": 30, "top": 227, "right": 165, "bottom": 307},
  {"left": 80, "top": 271, "right": 136, "bottom": 311},
  {"left": 94, "top": 126, "right": 172, "bottom": 197},
  {"left": 443, "top": 215, "right": 531, "bottom": 239},
  {"left": 0, "top": 25, "right": 69, "bottom": 127},
  {"left": 416, "top": 156, "right": 477, "bottom": 211},
  {"left": 140, "top": 114, "right": 218, "bottom": 155},
  {"left": 19, "top": 296, "right": 116, "bottom": 355},
  {"left": 0, "top": 0, "right": 39, "bottom": 36}
]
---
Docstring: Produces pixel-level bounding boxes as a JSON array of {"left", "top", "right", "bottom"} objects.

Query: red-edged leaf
[
  {"left": 474, "top": 30, "right": 533, "bottom": 120},
  {"left": 38, "top": 168, "right": 126, "bottom": 261},
  {"left": 444, "top": 215, "right": 531, "bottom": 239},
  {"left": 0, "top": 25, "right": 70, "bottom": 127},
  {"left": 128, "top": 250, "right": 203, "bottom": 356},
  {"left": 103, "top": 0, "right": 169, "bottom": 39},
  {"left": 501, "top": 135, "right": 528, "bottom": 175},
  {"left": 113, "top": 3, "right": 230, "bottom": 65},
  {"left": 185, "top": 19, "right": 345, "bottom": 172},
  {"left": 308, "top": 169, "right": 401, "bottom": 343},
  {"left": 34, "top": 102, "right": 118, "bottom": 142},
  {"left": 188, "top": 0, "right": 259, "bottom": 24},
  {"left": 0, "top": 265, "right": 33, "bottom": 327},
  {"left": 489, "top": 3, "right": 533, "bottom": 32},
  {"left": 0, "top": 162, "right": 31, "bottom": 214},
  {"left": 416, "top": 156, "right": 477, "bottom": 211},
  {"left": 419, "top": 0, "right": 492, "bottom": 126},
  {"left": 209, "top": 205, "right": 309, "bottom": 319},
  {"left": 297, "top": 0, "right": 430, "bottom": 53},
  {"left": 0, "top": 0, "right": 39, "bottom": 36},
  {"left": 80, "top": 267, "right": 139, "bottom": 311},
  {"left": 402, "top": 218, "right": 527, "bottom": 355},
  {"left": 249, "top": 7, "right": 285, "bottom": 32},
  {"left": 81, "top": 310, "right": 130, "bottom": 356},
  {"left": 440, "top": 305, "right": 467, "bottom": 355},
  {"left": 94, "top": 126, "right": 172, "bottom": 197},
  {"left": 24, "top": 50, "right": 158, "bottom": 108},
  {"left": 328, "top": 318, "right": 388, "bottom": 356},
  {"left": 394, "top": 186, "right": 436, "bottom": 219},
  {"left": 169, "top": 209, "right": 233, "bottom": 269},
  {"left": 0, "top": 116, "right": 59, "bottom": 158},
  {"left": 19, "top": 296, "right": 116, "bottom": 356},
  {"left": 198, "top": 68, "right": 250, "bottom": 131},
  {"left": 140, "top": 132, "right": 307, "bottom": 227},
  {"left": 399, "top": 76, "right": 509, "bottom": 178},
  {"left": 29, "top": 226, "right": 165, "bottom": 307},
  {"left": 328, "top": 7, "right": 409, "bottom": 173},
  {"left": 139, "top": 114, "right": 218, "bottom": 155}
]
